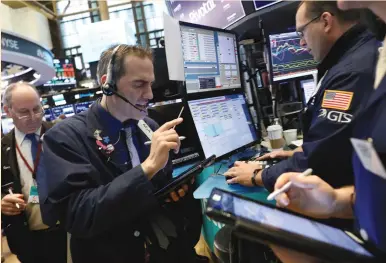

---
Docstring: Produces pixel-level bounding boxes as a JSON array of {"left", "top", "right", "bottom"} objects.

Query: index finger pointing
[{"left": 158, "top": 118, "right": 183, "bottom": 132}]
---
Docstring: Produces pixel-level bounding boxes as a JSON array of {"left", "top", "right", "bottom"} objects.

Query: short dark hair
[
  {"left": 299, "top": 1, "right": 360, "bottom": 23},
  {"left": 96, "top": 44, "right": 153, "bottom": 85}
]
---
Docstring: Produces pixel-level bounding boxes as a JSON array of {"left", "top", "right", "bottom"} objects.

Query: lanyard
[{"left": 15, "top": 132, "right": 43, "bottom": 179}]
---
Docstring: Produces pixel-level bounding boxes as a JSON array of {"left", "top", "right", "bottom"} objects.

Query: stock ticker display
[{"left": 269, "top": 32, "right": 318, "bottom": 81}]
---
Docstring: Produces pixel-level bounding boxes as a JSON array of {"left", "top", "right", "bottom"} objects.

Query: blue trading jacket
[
  {"left": 262, "top": 25, "right": 380, "bottom": 192},
  {"left": 40, "top": 101, "right": 202, "bottom": 263}
]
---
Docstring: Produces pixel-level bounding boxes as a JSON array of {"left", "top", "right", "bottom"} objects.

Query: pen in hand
[
  {"left": 144, "top": 106, "right": 186, "bottom": 145},
  {"left": 173, "top": 106, "right": 184, "bottom": 130},
  {"left": 267, "top": 168, "right": 313, "bottom": 201},
  {"left": 8, "top": 188, "right": 20, "bottom": 209}
]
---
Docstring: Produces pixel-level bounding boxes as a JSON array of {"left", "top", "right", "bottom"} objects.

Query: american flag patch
[{"left": 322, "top": 90, "right": 354, "bottom": 111}]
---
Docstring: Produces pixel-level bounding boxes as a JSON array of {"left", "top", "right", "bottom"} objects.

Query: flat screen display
[
  {"left": 52, "top": 94, "right": 67, "bottom": 106},
  {"left": 188, "top": 94, "right": 257, "bottom": 159},
  {"left": 44, "top": 58, "right": 76, "bottom": 88},
  {"left": 75, "top": 101, "right": 94, "bottom": 114},
  {"left": 181, "top": 24, "right": 241, "bottom": 94},
  {"left": 300, "top": 78, "right": 316, "bottom": 105},
  {"left": 51, "top": 104, "right": 75, "bottom": 118},
  {"left": 269, "top": 32, "right": 318, "bottom": 81},
  {"left": 44, "top": 108, "right": 55, "bottom": 122},
  {"left": 168, "top": 0, "right": 246, "bottom": 29},
  {"left": 254, "top": 1, "right": 279, "bottom": 11},
  {"left": 209, "top": 190, "right": 373, "bottom": 258}
]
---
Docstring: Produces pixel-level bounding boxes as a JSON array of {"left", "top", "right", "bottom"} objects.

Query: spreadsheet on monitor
[
  {"left": 188, "top": 94, "right": 257, "bottom": 158},
  {"left": 181, "top": 25, "right": 242, "bottom": 94}
]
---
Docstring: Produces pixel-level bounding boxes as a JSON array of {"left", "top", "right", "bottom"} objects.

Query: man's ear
[
  {"left": 100, "top": 75, "right": 107, "bottom": 86},
  {"left": 3, "top": 105, "right": 12, "bottom": 118},
  {"left": 322, "top": 12, "right": 334, "bottom": 33}
]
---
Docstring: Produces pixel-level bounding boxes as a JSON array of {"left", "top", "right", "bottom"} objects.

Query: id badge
[
  {"left": 351, "top": 138, "right": 386, "bottom": 180},
  {"left": 138, "top": 120, "right": 153, "bottom": 140},
  {"left": 28, "top": 181, "right": 39, "bottom": 204}
]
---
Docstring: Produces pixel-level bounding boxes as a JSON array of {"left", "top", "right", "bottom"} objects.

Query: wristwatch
[{"left": 251, "top": 169, "right": 260, "bottom": 186}]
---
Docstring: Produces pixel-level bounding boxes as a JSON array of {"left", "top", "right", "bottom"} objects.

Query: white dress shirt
[{"left": 14, "top": 127, "right": 49, "bottom": 231}]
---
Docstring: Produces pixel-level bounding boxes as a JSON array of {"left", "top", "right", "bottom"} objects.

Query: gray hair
[{"left": 2, "top": 82, "right": 40, "bottom": 108}]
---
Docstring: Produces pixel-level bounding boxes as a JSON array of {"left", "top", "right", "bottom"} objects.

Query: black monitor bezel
[
  {"left": 187, "top": 90, "right": 259, "bottom": 161},
  {"left": 178, "top": 21, "right": 245, "bottom": 97}
]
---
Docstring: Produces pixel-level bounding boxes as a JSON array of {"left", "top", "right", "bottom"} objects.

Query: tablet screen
[{"left": 210, "top": 190, "right": 373, "bottom": 257}]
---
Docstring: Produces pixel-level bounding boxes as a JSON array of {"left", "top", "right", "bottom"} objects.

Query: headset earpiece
[
  {"left": 101, "top": 45, "right": 121, "bottom": 96},
  {"left": 102, "top": 82, "right": 114, "bottom": 96}
]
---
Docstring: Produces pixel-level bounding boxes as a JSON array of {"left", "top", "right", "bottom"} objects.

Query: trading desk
[{"left": 173, "top": 149, "right": 276, "bottom": 252}]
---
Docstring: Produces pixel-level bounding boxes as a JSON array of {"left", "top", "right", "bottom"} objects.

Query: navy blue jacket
[
  {"left": 262, "top": 25, "right": 380, "bottom": 192},
  {"left": 352, "top": 75, "right": 386, "bottom": 253},
  {"left": 41, "top": 101, "right": 202, "bottom": 263}
]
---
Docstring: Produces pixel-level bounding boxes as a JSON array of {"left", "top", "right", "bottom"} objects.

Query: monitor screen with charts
[
  {"left": 43, "top": 58, "right": 77, "bottom": 88},
  {"left": 75, "top": 101, "right": 94, "bottom": 114},
  {"left": 269, "top": 32, "right": 318, "bottom": 81},
  {"left": 181, "top": 24, "right": 242, "bottom": 94},
  {"left": 44, "top": 108, "right": 55, "bottom": 122},
  {"left": 52, "top": 105, "right": 75, "bottom": 118},
  {"left": 188, "top": 94, "right": 258, "bottom": 159},
  {"left": 300, "top": 78, "right": 316, "bottom": 105}
]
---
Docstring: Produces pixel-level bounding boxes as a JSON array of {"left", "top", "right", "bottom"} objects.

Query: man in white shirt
[{"left": 1, "top": 82, "right": 66, "bottom": 263}]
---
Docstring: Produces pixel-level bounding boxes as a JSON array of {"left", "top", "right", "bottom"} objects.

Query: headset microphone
[
  {"left": 108, "top": 88, "right": 147, "bottom": 113},
  {"left": 101, "top": 44, "right": 147, "bottom": 113}
]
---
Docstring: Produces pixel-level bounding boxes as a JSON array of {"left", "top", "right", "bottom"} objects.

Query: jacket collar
[
  {"left": 317, "top": 24, "right": 369, "bottom": 80},
  {"left": 86, "top": 99, "right": 139, "bottom": 141}
]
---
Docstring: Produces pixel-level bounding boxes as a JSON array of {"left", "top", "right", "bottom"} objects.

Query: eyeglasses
[
  {"left": 11, "top": 107, "right": 44, "bottom": 120},
  {"left": 296, "top": 14, "right": 322, "bottom": 38}
]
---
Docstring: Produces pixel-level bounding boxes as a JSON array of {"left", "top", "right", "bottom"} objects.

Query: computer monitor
[
  {"left": 300, "top": 78, "right": 317, "bottom": 105},
  {"left": 148, "top": 99, "right": 203, "bottom": 166},
  {"left": 1, "top": 118, "right": 14, "bottom": 135},
  {"left": 187, "top": 93, "right": 258, "bottom": 159},
  {"left": 75, "top": 101, "right": 94, "bottom": 114},
  {"left": 269, "top": 32, "right": 318, "bottom": 82},
  {"left": 152, "top": 48, "right": 181, "bottom": 102},
  {"left": 254, "top": 1, "right": 280, "bottom": 11},
  {"left": 180, "top": 23, "right": 242, "bottom": 94},
  {"left": 52, "top": 94, "right": 67, "bottom": 106},
  {"left": 43, "top": 58, "right": 77, "bottom": 89},
  {"left": 51, "top": 104, "right": 75, "bottom": 118},
  {"left": 44, "top": 108, "right": 55, "bottom": 122},
  {"left": 167, "top": 1, "right": 245, "bottom": 29}
]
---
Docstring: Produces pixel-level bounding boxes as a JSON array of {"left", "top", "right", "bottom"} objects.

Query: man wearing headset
[{"left": 39, "top": 45, "right": 204, "bottom": 263}]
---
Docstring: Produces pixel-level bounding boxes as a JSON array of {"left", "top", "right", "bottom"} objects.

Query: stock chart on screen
[{"left": 269, "top": 32, "right": 318, "bottom": 81}]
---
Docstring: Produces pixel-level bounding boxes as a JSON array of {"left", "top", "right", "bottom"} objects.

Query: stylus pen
[
  {"left": 8, "top": 189, "right": 20, "bottom": 209},
  {"left": 144, "top": 136, "right": 186, "bottom": 145},
  {"left": 267, "top": 168, "right": 313, "bottom": 201},
  {"left": 173, "top": 106, "right": 184, "bottom": 130}
]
